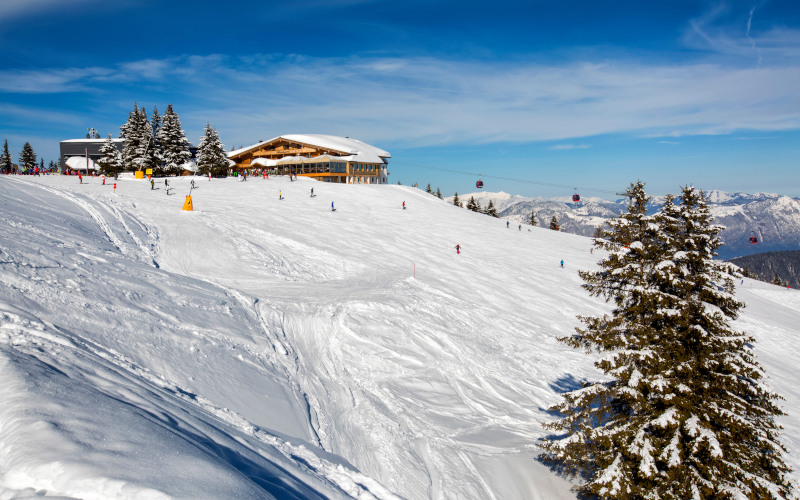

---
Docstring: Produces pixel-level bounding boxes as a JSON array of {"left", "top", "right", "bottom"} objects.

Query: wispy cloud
[
  {"left": 658, "top": 140, "right": 680, "bottom": 145},
  {"left": 2, "top": 53, "right": 800, "bottom": 148},
  {"left": 549, "top": 144, "right": 590, "bottom": 150}
]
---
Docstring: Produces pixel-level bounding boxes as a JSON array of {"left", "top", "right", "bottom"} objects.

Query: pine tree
[
  {"left": 425, "top": 184, "right": 432, "bottom": 194},
  {"left": 541, "top": 182, "right": 793, "bottom": 499},
  {"left": 466, "top": 196, "right": 481, "bottom": 212},
  {"left": 773, "top": 274, "right": 783, "bottom": 286},
  {"left": 196, "top": 123, "right": 229, "bottom": 177},
  {"left": 435, "top": 187, "right": 442, "bottom": 199},
  {"left": 549, "top": 215, "right": 559, "bottom": 231},
  {"left": 529, "top": 211, "right": 538, "bottom": 226},
  {"left": 485, "top": 200, "right": 499, "bottom": 217},
  {"left": 150, "top": 106, "right": 163, "bottom": 167},
  {"left": 0, "top": 140, "right": 12, "bottom": 172},
  {"left": 121, "top": 103, "right": 149, "bottom": 171},
  {"left": 18, "top": 142, "right": 36, "bottom": 172},
  {"left": 97, "top": 135, "right": 123, "bottom": 175},
  {"left": 158, "top": 104, "right": 191, "bottom": 176},
  {"left": 453, "top": 192, "right": 462, "bottom": 207},
  {"left": 593, "top": 224, "right": 605, "bottom": 239}
]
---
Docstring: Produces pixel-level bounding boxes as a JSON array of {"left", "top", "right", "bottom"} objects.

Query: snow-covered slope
[
  {"left": 1, "top": 175, "right": 798, "bottom": 499},
  {"left": 451, "top": 190, "right": 800, "bottom": 259}
]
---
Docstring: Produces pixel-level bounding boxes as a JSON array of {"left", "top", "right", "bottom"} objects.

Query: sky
[{"left": 1, "top": 0, "right": 799, "bottom": 198}]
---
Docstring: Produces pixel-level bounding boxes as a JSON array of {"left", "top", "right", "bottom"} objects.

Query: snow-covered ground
[{"left": 1, "top": 174, "right": 797, "bottom": 499}]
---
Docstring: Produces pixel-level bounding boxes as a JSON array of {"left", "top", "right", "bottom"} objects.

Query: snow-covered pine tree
[
  {"left": 120, "top": 103, "right": 151, "bottom": 172},
  {"left": 1, "top": 139, "right": 13, "bottom": 172},
  {"left": 137, "top": 106, "right": 159, "bottom": 173},
  {"left": 97, "top": 135, "right": 123, "bottom": 175},
  {"left": 549, "top": 215, "right": 559, "bottom": 230},
  {"left": 485, "top": 200, "right": 499, "bottom": 217},
  {"left": 150, "top": 106, "right": 163, "bottom": 168},
  {"left": 196, "top": 123, "right": 229, "bottom": 177},
  {"left": 541, "top": 182, "right": 793, "bottom": 499},
  {"left": 530, "top": 211, "right": 538, "bottom": 226},
  {"left": 158, "top": 104, "right": 191, "bottom": 176},
  {"left": 453, "top": 192, "right": 462, "bottom": 207},
  {"left": 18, "top": 142, "right": 36, "bottom": 172},
  {"left": 466, "top": 196, "right": 481, "bottom": 212}
]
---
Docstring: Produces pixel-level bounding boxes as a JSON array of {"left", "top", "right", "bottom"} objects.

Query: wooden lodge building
[{"left": 227, "top": 134, "right": 390, "bottom": 184}]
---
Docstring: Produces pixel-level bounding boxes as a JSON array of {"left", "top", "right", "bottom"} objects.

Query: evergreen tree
[
  {"left": 485, "top": 200, "right": 499, "bottom": 217},
  {"left": 773, "top": 274, "right": 783, "bottom": 286},
  {"left": 18, "top": 142, "right": 36, "bottom": 172},
  {"left": 435, "top": 187, "right": 442, "bottom": 199},
  {"left": 453, "top": 192, "right": 462, "bottom": 207},
  {"left": 541, "top": 182, "right": 793, "bottom": 499},
  {"left": 593, "top": 224, "right": 605, "bottom": 239},
  {"left": 120, "top": 103, "right": 151, "bottom": 171},
  {"left": 425, "top": 183, "right": 432, "bottom": 194},
  {"left": 196, "top": 123, "right": 229, "bottom": 177},
  {"left": 97, "top": 135, "right": 123, "bottom": 175},
  {"left": 466, "top": 196, "right": 481, "bottom": 212},
  {"left": 158, "top": 104, "right": 191, "bottom": 176},
  {"left": 549, "top": 215, "right": 559, "bottom": 230},
  {"left": 529, "top": 211, "right": 538, "bottom": 226},
  {"left": 150, "top": 106, "right": 163, "bottom": 167},
  {"left": 0, "top": 140, "right": 12, "bottom": 172}
]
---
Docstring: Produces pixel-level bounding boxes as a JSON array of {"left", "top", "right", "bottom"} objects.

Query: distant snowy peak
[{"left": 444, "top": 188, "right": 800, "bottom": 260}]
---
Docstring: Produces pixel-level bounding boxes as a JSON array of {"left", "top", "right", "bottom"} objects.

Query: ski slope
[{"left": 1, "top": 174, "right": 797, "bottom": 499}]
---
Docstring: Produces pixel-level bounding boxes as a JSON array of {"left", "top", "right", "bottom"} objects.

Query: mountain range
[{"left": 448, "top": 190, "right": 800, "bottom": 260}]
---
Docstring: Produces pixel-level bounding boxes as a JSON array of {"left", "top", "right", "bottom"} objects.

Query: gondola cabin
[
  {"left": 572, "top": 193, "right": 581, "bottom": 202},
  {"left": 749, "top": 236, "right": 758, "bottom": 244},
  {"left": 476, "top": 180, "right": 484, "bottom": 189}
]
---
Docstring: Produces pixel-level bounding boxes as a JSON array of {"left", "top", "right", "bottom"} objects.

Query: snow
[
  {"left": 65, "top": 156, "right": 99, "bottom": 170},
  {"left": 227, "top": 134, "right": 390, "bottom": 164},
  {"left": 1, "top": 175, "right": 799, "bottom": 499}
]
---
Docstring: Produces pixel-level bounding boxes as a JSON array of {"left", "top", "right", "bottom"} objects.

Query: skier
[
  {"left": 331, "top": 201, "right": 335, "bottom": 211},
  {"left": 560, "top": 259, "right": 564, "bottom": 268},
  {"left": 279, "top": 190, "right": 282, "bottom": 200},
  {"left": 455, "top": 244, "right": 461, "bottom": 255},
  {"left": 518, "top": 224, "right": 521, "bottom": 231},
  {"left": 507, "top": 221, "right": 509, "bottom": 228},
  {"left": 311, "top": 187, "right": 314, "bottom": 197},
  {"left": 78, "top": 173, "right": 82, "bottom": 184},
  {"left": 165, "top": 178, "right": 169, "bottom": 189},
  {"left": 191, "top": 179, "right": 196, "bottom": 189},
  {"left": 150, "top": 179, "right": 155, "bottom": 190},
  {"left": 403, "top": 201, "right": 406, "bottom": 210}
]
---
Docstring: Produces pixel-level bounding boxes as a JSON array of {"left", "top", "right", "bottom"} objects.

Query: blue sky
[{"left": 1, "top": 0, "right": 799, "bottom": 198}]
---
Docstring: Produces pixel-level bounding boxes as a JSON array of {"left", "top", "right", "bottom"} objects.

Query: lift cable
[{"left": 390, "top": 160, "right": 621, "bottom": 196}]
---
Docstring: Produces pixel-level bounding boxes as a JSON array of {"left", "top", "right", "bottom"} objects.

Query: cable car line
[{"left": 391, "top": 160, "right": 620, "bottom": 195}]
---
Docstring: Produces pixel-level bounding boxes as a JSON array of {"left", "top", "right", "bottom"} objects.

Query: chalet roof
[
  {"left": 62, "top": 138, "right": 124, "bottom": 143},
  {"left": 228, "top": 134, "right": 390, "bottom": 164}
]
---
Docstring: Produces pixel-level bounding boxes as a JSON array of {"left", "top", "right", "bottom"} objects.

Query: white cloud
[
  {"left": 2, "top": 53, "right": 800, "bottom": 148},
  {"left": 549, "top": 144, "right": 590, "bottom": 150}
]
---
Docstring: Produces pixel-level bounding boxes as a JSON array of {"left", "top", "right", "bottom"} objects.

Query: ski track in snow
[{"left": 1, "top": 175, "right": 798, "bottom": 499}]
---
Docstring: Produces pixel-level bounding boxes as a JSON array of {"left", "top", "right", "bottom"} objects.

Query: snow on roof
[
  {"left": 65, "top": 156, "right": 99, "bottom": 170},
  {"left": 62, "top": 138, "right": 124, "bottom": 143},
  {"left": 251, "top": 158, "right": 279, "bottom": 167},
  {"left": 227, "top": 134, "right": 391, "bottom": 164}
]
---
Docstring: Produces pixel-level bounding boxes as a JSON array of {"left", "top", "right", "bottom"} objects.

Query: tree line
[
  {"left": 99, "top": 103, "right": 229, "bottom": 177},
  {"left": 0, "top": 139, "right": 57, "bottom": 175}
]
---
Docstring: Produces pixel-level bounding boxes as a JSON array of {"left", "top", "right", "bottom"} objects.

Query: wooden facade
[{"left": 227, "top": 135, "right": 390, "bottom": 184}]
